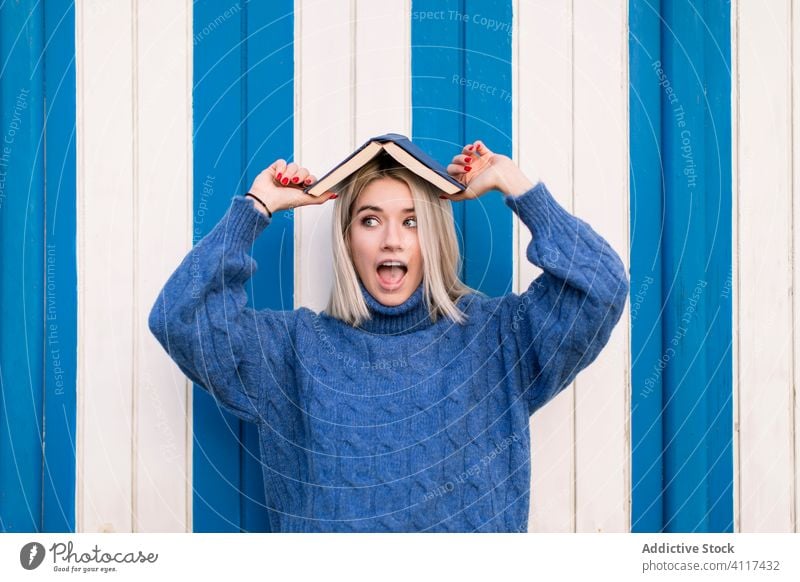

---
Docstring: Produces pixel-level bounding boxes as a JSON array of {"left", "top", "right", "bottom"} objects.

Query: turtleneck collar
[{"left": 357, "top": 279, "right": 434, "bottom": 335}]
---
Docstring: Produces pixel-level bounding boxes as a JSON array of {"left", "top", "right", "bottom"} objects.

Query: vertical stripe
[
  {"left": 77, "top": 0, "right": 136, "bottom": 532},
  {"left": 193, "top": 0, "right": 295, "bottom": 532},
  {"left": 572, "top": 0, "right": 630, "bottom": 534},
  {"left": 517, "top": 0, "right": 576, "bottom": 533},
  {"left": 0, "top": 0, "right": 77, "bottom": 533},
  {"left": 629, "top": 0, "right": 733, "bottom": 532},
  {"left": 735, "top": 0, "right": 795, "bottom": 532},
  {"left": 0, "top": 0, "right": 45, "bottom": 532},
  {"left": 629, "top": 0, "right": 666, "bottom": 533},
  {"left": 192, "top": 0, "right": 250, "bottom": 532},
  {"left": 411, "top": 0, "right": 513, "bottom": 293},
  {"left": 135, "top": 0, "right": 193, "bottom": 532},
  {"left": 242, "top": 0, "right": 295, "bottom": 532},
  {"left": 43, "top": 0, "right": 78, "bottom": 533}
]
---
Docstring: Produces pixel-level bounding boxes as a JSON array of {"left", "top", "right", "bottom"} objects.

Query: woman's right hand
[{"left": 247, "top": 159, "right": 337, "bottom": 214}]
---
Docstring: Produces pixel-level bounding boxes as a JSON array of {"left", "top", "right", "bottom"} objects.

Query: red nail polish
[
  {"left": 464, "top": 157, "right": 472, "bottom": 163},
  {"left": 277, "top": 173, "right": 282, "bottom": 180},
  {"left": 464, "top": 166, "right": 472, "bottom": 172},
  {"left": 292, "top": 177, "right": 299, "bottom": 183},
  {"left": 467, "top": 146, "right": 474, "bottom": 151},
  {"left": 282, "top": 178, "right": 289, "bottom": 185},
  {"left": 330, "top": 194, "right": 338, "bottom": 199}
]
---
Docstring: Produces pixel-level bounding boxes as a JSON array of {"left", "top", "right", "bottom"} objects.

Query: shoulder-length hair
[{"left": 323, "top": 153, "right": 483, "bottom": 327}]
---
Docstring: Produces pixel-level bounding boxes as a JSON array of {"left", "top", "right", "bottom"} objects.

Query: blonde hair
[{"left": 324, "top": 153, "right": 482, "bottom": 327}]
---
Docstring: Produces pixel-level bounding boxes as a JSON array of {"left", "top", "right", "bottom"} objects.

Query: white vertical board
[
  {"left": 77, "top": 0, "right": 135, "bottom": 532},
  {"left": 572, "top": 0, "right": 630, "bottom": 533},
  {"left": 77, "top": 0, "right": 193, "bottom": 532},
  {"left": 516, "top": 0, "right": 576, "bottom": 533},
  {"left": 736, "top": 0, "right": 796, "bottom": 533},
  {"left": 135, "top": 0, "right": 193, "bottom": 532},
  {"left": 517, "top": 0, "right": 630, "bottom": 532},
  {"left": 295, "top": 0, "right": 410, "bottom": 310},
  {"left": 295, "top": 0, "right": 353, "bottom": 311},
  {"left": 354, "top": 1, "right": 411, "bottom": 142},
  {"left": 794, "top": 0, "right": 800, "bottom": 535}
]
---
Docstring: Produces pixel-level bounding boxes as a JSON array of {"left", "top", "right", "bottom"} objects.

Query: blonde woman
[{"left": 149, "top": 139, "right": 629, "bottom": 532}]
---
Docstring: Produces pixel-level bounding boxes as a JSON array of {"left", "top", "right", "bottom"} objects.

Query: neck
[{"left": 357, "top": 280, "right": 434, "bottom": 335}]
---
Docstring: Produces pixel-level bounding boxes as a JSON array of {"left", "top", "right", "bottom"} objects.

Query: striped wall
[{"left": 4, "top": 0, "right": 798, "bottom": 534}]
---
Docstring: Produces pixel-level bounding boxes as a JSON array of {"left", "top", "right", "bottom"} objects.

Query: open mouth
[{"left": 376, "top": 261, "right": 408, "bottom": 290}]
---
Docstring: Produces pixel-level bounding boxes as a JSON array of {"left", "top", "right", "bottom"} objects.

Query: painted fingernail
[
  {"left": 282, "top": 178, "right": 289, "bottom": 185},
  {"left": 277, "top": 173, "right": 282, "bottom": 180},
  {"left": 464, "top": 157, "right": 472, "bottom": 163},
  {"left": 330, "top": 194, "right": 338, "bottom": 199},
  {"left": 464, "top": 166, "right": 472, "bottom": 172},
  {"left": 467, "top": 145, "right": 474, "bottom": 151},
  {"left": 292, "top": 177, "right": 299, "bottom": 183},
  {"left": 305, "top": 177, "right": 313, "bottom": 183}
]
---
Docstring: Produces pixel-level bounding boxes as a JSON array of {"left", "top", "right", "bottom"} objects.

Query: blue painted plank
[
  {"left": 629, "top": 0, "right": 666, "bottom": 534},
  {"left": 661, "top": 0, "right": 712, "bottom": 532},
  {"left": 699, "top": 0, "right": 733, "bottom": 533},
  {"left": 0, "top": 0, "right": 46, "bottom": 532},
  {"left": 463, "top": 0, "right": 513, "bottom": 296},
  {"left": 412, "top": 0, "right": 467, "bottom": 264},
  {"left": 42, "top": 0, "right": 77, "bottom": 533},
  {"left": 630, "top": 0, "right": 732, "bottom": 532},
  {"left": 241, "top": 0, "right": 294, "bottom": 533},
  {"left": 192, "top": 0, "right": 249, "bottom": 532}
]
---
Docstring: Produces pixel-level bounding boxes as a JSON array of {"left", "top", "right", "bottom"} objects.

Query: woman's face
[{"left": 348, "top": 177, "right": 423, "bottom": 306}]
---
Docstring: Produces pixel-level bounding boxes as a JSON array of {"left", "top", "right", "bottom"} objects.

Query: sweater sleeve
[
  {"left": 148, "top": 195, "right": 295, "bottom": 424},
  {"left": 500, "top": 181, "right": 629, "bottom": 416}
]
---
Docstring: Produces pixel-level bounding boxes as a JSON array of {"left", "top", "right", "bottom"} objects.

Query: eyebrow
[{"left": 355, "top": 205, "right": 415, "bottom": 214}]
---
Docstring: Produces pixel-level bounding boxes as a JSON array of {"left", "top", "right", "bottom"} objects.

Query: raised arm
[
  {"left": 446, "top": 139, "right": 628, "bottom": 417},
  {"left": 501, "top": 181, "right": 629, "bottom": 416},
  {"left": 147, "top": 195, "right": 293, "bottom": 423}
]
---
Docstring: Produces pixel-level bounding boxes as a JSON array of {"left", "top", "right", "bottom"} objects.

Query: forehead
[{"left": 357, "top": 177, "right": 413, "bottom": 207}]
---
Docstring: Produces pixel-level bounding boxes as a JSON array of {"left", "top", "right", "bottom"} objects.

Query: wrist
[
  {"left": 493, "top": 160, "right": 535, "bottom": 197},
  {"left": 245, "top": 192, "right": 274, "bottom": 217}
]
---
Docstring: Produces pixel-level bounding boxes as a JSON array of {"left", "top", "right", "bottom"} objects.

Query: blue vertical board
[
  {"left": 412, "top": 0, "right": 513, "bottom": 296},
  {"left": 193, "top": 0, "right": 294, "bottom": 532},
  {"left": 629, "top": 0, "right": 666, "bottom": 534},
  {"left": 629, "top": 0, "right": 732, "bottom": 532},
  {"left": 241, "top": 0, "right": 295, "bottom": 533},
  {"left": 0, "top": 0, "right": 45, "bottom": 533},
  {"left": 0, "top": 0, "right": 77, "bottom": 532},
  {"left": 42, "top": 0, "right": 77, "bottom": 533},
  {"left": 193, "top": 0, "right": 248, "bottom": 532}
]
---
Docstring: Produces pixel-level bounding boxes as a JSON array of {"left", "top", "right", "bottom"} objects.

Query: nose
[{"left": 381, "top": 219, "right": 404, "bottom": 250}]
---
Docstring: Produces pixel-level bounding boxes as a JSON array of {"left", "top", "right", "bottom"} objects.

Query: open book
[{"left": 303, "top": 133, "right": 466, "bottom": 196}]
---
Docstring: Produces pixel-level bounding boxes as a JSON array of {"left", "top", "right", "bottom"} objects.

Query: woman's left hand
[{"left": 445, "top": 140, "right": 535, "bottom": 200}]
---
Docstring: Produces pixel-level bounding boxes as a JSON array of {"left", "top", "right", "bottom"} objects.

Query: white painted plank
[
  {"left": 794, "top": 0, "right": 800, "bottom": 534},
  {"left": 736, "top": 0, "right": 795, "bottom": 533},
  {"left": 77, "top": 0, "right": 135, "bottom": 533},
  {"left": 516, "top": 0, "right": 576, "bottom": 533},
  {"left": 572, "top": 0, "right": 630, "bottom": 533},
  {"left": 135, "top": 0, "right": 192, "bottom": 533},
  {"left": 295, "top": 0, "right": 354, "bottom": 311},
  {"left": 354, "top": 0, "right": 411, "bottom": 141},
  {"left": 730, "top": 0, "right": 741, "bottom": 534}
]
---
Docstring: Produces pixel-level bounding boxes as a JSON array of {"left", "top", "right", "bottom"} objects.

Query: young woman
[{"left": 149, "top": 139, "right": 629, "bottom": 533}]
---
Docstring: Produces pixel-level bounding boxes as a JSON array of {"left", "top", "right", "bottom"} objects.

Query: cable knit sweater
[{"left": 148, "top": 181, "right": 629, "bottom": 533}]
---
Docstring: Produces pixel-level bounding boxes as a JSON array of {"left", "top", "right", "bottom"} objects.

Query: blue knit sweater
[{"left": 148, "top": 181, "right": 629, "bottom": 532}]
